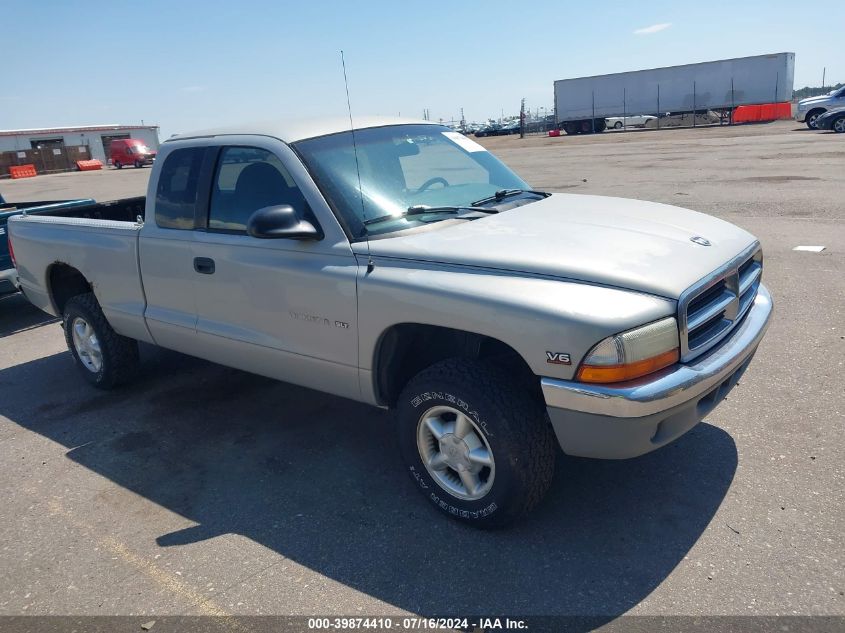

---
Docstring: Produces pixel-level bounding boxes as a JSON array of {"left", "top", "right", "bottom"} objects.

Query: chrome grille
[{"left": 679, "top": 244, "right": 762, "bottom": 362}]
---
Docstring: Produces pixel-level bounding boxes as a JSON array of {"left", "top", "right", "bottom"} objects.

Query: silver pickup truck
[{"left": 9, "top": 118, "right": 772, "bottom": 526}]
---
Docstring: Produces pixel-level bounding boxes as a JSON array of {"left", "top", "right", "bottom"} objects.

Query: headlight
[
  {"left": 576, "top": 317, "right": 679, "bottom": 383},
  {"left": 798, "top": 103, "right": 808, "bottom": 111}
]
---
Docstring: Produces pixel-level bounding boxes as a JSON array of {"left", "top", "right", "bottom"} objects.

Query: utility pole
[
  {"left": 519, "top": 98, "right": 525, "bottom": 139},
  {"left": 460, "top": 107, "right": 465, "bottom": 132},
  {"left": 822, "top": 67, "right": 826, "bottom": 91}
]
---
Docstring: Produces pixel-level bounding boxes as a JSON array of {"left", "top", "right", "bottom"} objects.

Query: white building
[{"left": 0, "top": 124, "right": 160, "bottom": 164}]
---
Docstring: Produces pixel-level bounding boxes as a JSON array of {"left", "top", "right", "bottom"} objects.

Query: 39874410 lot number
[{"left": 307, "top": 617, "right": 472, "bottom": 630}]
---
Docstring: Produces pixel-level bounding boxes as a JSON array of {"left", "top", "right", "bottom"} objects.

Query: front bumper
[
  {"left": 795, "top": 110, "right": 807, "bottom": 122},
  {"left": 542, "top": 284, "right": 772, "bottom": 459}
]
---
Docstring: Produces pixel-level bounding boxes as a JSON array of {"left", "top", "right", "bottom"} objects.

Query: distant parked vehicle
[
  {"left": 795, "top": 86, "right": 845, "bottom": 129},
  {"left": 644, "top": 111, "right": 722, "bottom": 128},
  {"left": 605, "top": 115, "right": 657, "bottom": 129},
  {"left": 474, "top": 124, "right": 501, "bottom": 137},
  {"left": 110, "top": 138, "right": 157, "bottom": 169},
  {"left": 814, "top": 107, "right": 845, "bottom": 133}
]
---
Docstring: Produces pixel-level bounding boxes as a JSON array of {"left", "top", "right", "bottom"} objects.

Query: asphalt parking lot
[{"left": 0, "top": 121, "right": 842, "bottom": 621}]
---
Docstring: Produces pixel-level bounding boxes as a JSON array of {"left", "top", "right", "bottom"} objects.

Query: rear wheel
[
  {"left": 63, "top": 292, "right": 139, "bottom": 389},
  {"left": 806, "top": 109, "right": 824, "bottom": 129},
  {"left": 614, "top": 121, "right": 623, "bottom": 129},
  {"left": 114, "top": 161, "right": 122, "bottom": 169},
  {"left": 397, "top": 358, "right": 556, "bottom": 527},
  {"left": 832, "top": 115, "right": 845, "bottom": 133},
  {"left": 134, "top": 160, "right": 142, "bottom": 168}
]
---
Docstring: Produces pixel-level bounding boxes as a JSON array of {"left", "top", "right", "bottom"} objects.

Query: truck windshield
[{"left": 293, "top": 124, "right": 530, "bottom": 238}]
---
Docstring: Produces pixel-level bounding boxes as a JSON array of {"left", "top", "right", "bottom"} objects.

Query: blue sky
[{"left": 1, "top": 0, "right": 842, "bottom": 138}]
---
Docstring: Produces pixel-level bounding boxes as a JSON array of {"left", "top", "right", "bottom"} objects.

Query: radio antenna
[{"left": 341, "top": 50, "right": 373, "bottom": 273}]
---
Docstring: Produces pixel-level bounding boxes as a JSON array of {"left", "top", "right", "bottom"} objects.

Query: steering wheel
[{"left": 415, "top": 177, "right": 449, "bottom": 193}]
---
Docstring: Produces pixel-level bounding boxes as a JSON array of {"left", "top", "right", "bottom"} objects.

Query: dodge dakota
[{"left": 8, "top": 118, "right": 772, "bottom": 526}]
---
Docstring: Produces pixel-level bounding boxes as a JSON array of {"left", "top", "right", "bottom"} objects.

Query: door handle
[{"left": 193, "top": 257, "right": 215, "bottom": 274}]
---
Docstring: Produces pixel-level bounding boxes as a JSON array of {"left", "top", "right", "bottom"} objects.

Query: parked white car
[{"left": 605, "top": 115, "right": 657, "bottom": 129}]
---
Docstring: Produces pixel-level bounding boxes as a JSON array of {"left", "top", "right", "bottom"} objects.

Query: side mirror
[{"left": 246, "top": 205, "right": 322, "bottom": 240}]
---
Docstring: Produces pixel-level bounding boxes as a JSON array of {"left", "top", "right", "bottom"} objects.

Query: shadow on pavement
[
  {"left": 0, "top": 347, "right": 738, "bottom": 620},
  {"left": 0, "top": 292, "right": 58, "bottom": 338}
]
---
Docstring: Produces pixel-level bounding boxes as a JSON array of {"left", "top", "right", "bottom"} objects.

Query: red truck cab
[{"left": 110, "top": 139, "right": 157, "bottom": 169}]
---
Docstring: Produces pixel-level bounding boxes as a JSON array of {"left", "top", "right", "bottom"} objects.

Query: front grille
[{"left": 679, "top": 245, "right": 762, "bottom": 361}]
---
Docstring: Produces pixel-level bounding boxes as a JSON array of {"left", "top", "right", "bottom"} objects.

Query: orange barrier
[
  {"left": 733, "top": 102, "right": 792, "bottom": 123},
  {"left": 9, "top": 164, "right": 37, "bottom": 179},
  {"left": 76, "top": 159, "right": 103, "bottom": 171}
]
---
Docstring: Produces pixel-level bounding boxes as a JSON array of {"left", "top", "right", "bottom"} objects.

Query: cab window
[
  {"left": 155, "top": 147, "right": 207, "bottom": 229},
  {"left": 208, "top": 146, "right": 307, "bottom": 232}
]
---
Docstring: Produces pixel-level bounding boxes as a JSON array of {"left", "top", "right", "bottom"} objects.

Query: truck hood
[
  {"left": 799, "top": 95, "right": 832, "bottom": 107},
  {"left": 359, "top": 193, "right": 757, "bottom": 298}
]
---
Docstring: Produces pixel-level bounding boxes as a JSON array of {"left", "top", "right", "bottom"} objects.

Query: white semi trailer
[{"left": 554, "top": 52, "right": 795, "bottom": 134}]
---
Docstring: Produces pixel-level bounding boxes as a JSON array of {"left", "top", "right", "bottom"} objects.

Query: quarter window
[
  {"left": 209, "top": 146, "right": 306, "bottom": 232},
  {"left": 155, "top": 147, "right": 207, "bottom": 229}
]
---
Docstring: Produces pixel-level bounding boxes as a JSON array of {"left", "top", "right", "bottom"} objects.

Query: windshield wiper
[
  {"left": 470, "top": 189, "right": 550, "bottom": 207},
  {"left": 363, "top": 205, "right": 496, "bottom": 226}
]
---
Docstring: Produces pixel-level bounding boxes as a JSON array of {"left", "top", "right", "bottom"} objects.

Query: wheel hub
[
  {"left": 416, "top": 405, "right": 495, "bottom": 501},
  {"left": 71, "top": 317, "right": 103, "bottom": 373},
  {"left": 438, "top": 434, "right": 471, "bottom": 471}
]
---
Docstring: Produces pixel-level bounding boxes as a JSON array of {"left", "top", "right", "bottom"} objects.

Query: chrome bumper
[{"left": 542, "top": 284, "right": 772, "bottom": 458}]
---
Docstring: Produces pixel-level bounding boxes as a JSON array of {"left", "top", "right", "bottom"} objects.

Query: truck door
[
  {"left": 138, "top": 144, "right": 212, "bottom": 353},
  {"left": 189, "top": 139, "right": 360, "bottom": 401}
]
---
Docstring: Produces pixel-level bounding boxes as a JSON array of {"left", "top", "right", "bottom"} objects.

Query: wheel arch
[
  {"left": 371, "top": 323, "right": 540, "bottom": 408},
  {"left": 48, "top": 263, "right": 92, "bottom": 315},
  {"left": 806, "top": 107, "right": 827, "bottom": 126}
]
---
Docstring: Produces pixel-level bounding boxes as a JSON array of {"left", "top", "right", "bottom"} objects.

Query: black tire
[
  {"left": 397, "top": 358, "right": 556, "bottom": 528},
  {"left": 62, "top": 292, "right": 139, "bottom": 389},
  {"left": 114, "top": 161, "right": 122, "bottom": 169},
  {"left": 832, "top": 115, "right": 845, "bottom": 133},
  {"left": 806, "top": 109, "right": 824, "bottom": 129},
  {"left": 614, "top": 121, "right": 623, "bottom": 129},
  {"left": 134, "top": 160, "right": 142, "bottom": 168}
]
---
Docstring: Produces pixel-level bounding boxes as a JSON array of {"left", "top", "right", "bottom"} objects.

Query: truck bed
[
  {"left": 2, "top": 196, "right": 108, "bottom": 294},
  {"left": 7, "top": 196, "right": 151, "bottom": 342},
  {"left": 20, "top": 196, "right": 146, "bottom": 222}
]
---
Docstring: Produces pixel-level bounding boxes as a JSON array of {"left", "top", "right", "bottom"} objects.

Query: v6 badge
[{"left": 545, "top": 351, "right": 571, "bottom": 365}]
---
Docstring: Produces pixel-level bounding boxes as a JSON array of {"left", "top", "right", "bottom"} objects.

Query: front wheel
[
  {"left": 832, "top": 115, "right": 845, "bottom": 133},
  {"left": 397, "top": 359, "right": 556, "bottom": 527},
  {"left": 614, "top": 121, "right": 623, "bottom": 129},
  {"left": 63, "top": 292, "right": 139, "bottom": 389},
  {"left": 806, "top": 110, "right": 824, "bottom": 129},
  {"left": 134, "top": 160, "right": 142, "bottom": 168},
  {"left": 114, "top": 161, "right": 122, "bottom": 169}
]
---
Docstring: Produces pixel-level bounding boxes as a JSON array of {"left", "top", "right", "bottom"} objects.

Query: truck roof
[{"left": 167, "top": 116, "right": 436, "bottom": 144}]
